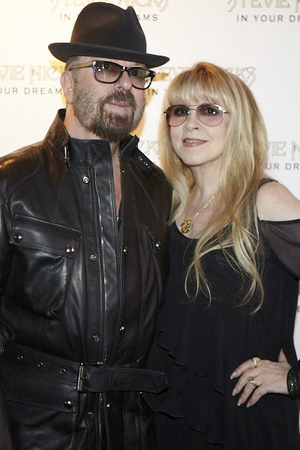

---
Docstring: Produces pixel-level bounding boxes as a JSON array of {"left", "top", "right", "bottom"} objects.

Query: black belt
[{"left": 0, "top": 340, "right": 168, "bottom": 394}]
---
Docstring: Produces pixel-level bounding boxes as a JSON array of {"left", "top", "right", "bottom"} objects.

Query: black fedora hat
[{"left": 48, "top": 2, "right": 169, "bottom": 68}]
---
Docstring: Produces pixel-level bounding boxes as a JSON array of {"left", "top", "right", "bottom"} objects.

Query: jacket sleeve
[
  {"left": 0, "top": 189, "right": 14, "bottom": 449},
  {"left": 0, "top": 376, "right": 13, "bottom": 450}
]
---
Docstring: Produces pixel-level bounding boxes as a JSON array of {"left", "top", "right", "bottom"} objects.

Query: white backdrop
[{"left": 1, "top": 0, "right": 300, "bottom": 352}]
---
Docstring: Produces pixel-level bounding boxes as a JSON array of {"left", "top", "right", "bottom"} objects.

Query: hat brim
[{"left": 48, "top": 43, "right": 169, "bottom": 68}]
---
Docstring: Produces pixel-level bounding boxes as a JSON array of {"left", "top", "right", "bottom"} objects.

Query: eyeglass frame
[
  {"left": 69, "top": 60, "right": 156, "bottom": 90},
  {"left": 164, "top": 103, "right": 229, "bottom": 127}
]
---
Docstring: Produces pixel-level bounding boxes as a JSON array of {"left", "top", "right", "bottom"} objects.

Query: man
[{"left": 0, "top": 3, "right": 171, "bottom": 449}]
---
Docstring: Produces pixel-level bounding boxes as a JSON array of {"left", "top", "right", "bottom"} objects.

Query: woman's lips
[{"left": 183, "top": 138, "right": 207, "bottom": 146}]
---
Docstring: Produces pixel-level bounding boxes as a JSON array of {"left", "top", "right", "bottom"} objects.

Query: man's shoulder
[
  {"left": 0, "top": 142, "right": 42, "bottom": 168},
  {"left": 0, "top": 141, "right": 59, "bottom": 194}
]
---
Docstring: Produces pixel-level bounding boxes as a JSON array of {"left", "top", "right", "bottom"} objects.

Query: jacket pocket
[
  {"left": 0, "top": 361, "right": 77, "bottom": 448},
  {"left": 1, "top": 360, "right": 77, "bottom": 413},
  {"left": 6, "top": 215, "right": 81, "bottom": 319}
]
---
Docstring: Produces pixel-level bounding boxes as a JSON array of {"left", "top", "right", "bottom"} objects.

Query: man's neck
[{"left": 63, "top": 110, "right": 120, "bottom": 157}]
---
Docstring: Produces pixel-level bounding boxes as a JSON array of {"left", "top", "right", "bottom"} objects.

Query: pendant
[{"left": 180, "top": 219, "right": 192, "bottom": 234}]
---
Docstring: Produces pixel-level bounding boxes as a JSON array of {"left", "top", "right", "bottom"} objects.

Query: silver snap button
[
  {"left": 13, "top": 233, "right": 23, "bottom": 243},
  {"left": 155, "top": 241, "right": 161, "bottom": 250},
  {"left": 64, "top": 400, "right": 73, "bottom": 410},
  {"left": 65, "top": 244, "right": 75, "bottom": 254}
]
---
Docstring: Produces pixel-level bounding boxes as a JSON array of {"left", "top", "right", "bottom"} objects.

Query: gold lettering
[
  {"left": 51, "top": 0, "right": 92, "bottom": 11},
  {"left": 268, "top": 141, "right": 287, "bottom": 156},
  {"left": 252, "top": 0, "right": 262, "bottom": 7},
  {"left": 30, "top": 66, "right": 63, "bottom": 85},
  {"left": 0, "top": 66, "right": 24, "bottom": 81},
  {"left": 0, "top": 66, "right": 10, "bottom": 81},
  {"left": 118, "top": 0, "right": 168, "bottom": 10},
  {"left": 51, "top": 0, "right": 60, "bottom": 11},
  {"left": 291, "top": 142, "right": 300, "bottom": 160},
  {"left": 277, "top": 0, "right": 290, "bottom": 7},
  {"left": 118, "top": 0, "right": 131, "bottom": 8},
  {"left": 134, "top": 0, "right": 150, "bottom": 6},
  {"left": 228, "top": 0, "right": 237, "bottom": 12}
]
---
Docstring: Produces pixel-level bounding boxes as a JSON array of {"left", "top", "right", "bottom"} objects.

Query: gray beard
[{"left": 72, "top": 88, "right": 145, "bottom": 142}]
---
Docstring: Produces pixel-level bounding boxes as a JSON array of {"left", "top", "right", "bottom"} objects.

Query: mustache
[{"left": 101, "top": 90, "right": 137, "bottom": 109}]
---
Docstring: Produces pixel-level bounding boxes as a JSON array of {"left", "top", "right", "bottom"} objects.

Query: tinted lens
[
  {"left": 165, "top": 105, "right": 190, "bottom": 127},
  {"left": 128, "top": 67, "right": 153, "bottom": 89},
  {"left": 94, "top": 61, "right": 121, "bottom": 83},
  {"left": 197, "top": 104, "right": 224, "bottom": 126}
]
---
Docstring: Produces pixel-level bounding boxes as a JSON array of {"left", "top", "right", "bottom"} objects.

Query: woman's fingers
[{"left": 230, "top": 353, "right": 291, "bottom": 407}]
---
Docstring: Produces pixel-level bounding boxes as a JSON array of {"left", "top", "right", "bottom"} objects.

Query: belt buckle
[{"left": 77, "top": 361, "right": 103, "bottom": 392}]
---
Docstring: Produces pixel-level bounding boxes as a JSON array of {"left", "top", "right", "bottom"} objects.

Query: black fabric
[
  {"left": 146, "top": 219, "right": 300, "bottom": 449},
  {"left": 0, "top": 340, "right": 168, "bottom": 394},
  {"left": 0, "top": 110, "right": 172, "bottom": 449}
]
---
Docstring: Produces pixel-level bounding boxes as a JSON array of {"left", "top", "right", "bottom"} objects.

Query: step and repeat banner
[{"left": 1, "top": 0, "right": 300, "bottom": 350}]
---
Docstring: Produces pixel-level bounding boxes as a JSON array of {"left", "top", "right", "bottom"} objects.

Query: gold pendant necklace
[{"left": 180, "top": 191, "right": 219, "bottom": 234}]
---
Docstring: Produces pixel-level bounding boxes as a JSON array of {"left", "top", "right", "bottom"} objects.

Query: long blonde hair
[{"left": 159, "top": 62, "right": 269, "bottom": 312}]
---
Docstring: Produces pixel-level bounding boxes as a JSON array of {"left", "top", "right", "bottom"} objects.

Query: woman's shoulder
[{"left": 257, "top": 180, "right": 300, "bottom": 221}]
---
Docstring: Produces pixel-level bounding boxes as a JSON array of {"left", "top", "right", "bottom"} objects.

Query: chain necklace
[{"left": 180, "top": 191, "right": 219, "bottom": 234}]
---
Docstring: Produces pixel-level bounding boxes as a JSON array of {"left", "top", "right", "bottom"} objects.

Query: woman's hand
[{"left": 230, "top": 350, "right": 291, "bottom": 407}]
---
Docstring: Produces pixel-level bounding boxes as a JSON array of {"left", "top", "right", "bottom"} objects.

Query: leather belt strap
[{"left": 0, "top": 339, "right": 168, "bottom": 394}]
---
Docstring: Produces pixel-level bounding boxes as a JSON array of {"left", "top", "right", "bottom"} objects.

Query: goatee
[{"left": 73, "top": 88, "right": 145, "bottom": 142}]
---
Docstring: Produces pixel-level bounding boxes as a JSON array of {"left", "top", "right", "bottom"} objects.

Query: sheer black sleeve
[{"left": 260, "top": 219, "right": 300, "bottom": 280}]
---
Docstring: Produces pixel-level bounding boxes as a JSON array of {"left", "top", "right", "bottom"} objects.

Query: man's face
[{"left": 69, "top": 57, "right": 146, "bottom": 142}]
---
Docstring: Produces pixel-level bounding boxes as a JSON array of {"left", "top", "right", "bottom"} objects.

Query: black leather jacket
[{"left": 0, "top": 110, "right": 172, "bottom": 449}]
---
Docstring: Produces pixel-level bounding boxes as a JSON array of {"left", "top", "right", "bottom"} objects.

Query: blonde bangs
[{"left": 164, "top": 64, "right": 230, "bottom": 112}]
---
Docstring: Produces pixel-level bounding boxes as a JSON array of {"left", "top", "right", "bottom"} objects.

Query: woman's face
[{"left": 169, "top": 98, "right": 230, "bottom": 173}]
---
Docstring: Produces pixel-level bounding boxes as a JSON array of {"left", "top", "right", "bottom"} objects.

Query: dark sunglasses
[
  {"left": 69, "top": 60, "right": 156, "bottom": 90},
  {"left": 165, "top": 103, "right": 229, "bottom": 127}
]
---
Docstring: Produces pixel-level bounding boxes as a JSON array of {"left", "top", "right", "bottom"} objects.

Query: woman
[{"left": 146, "top": 62, "right": 300, "bottom": 449}]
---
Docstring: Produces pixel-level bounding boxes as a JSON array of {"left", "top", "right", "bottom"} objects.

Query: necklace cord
[{"left": 180, "top": 191, "right": 219, "bottom": 234}]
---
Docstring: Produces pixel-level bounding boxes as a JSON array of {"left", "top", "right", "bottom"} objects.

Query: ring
[
  {"left": 249, "top": 379, "right": 257, "bottom": 388},
  {"left": 252, "top": 357, "right": 261, "bottom": 368}
]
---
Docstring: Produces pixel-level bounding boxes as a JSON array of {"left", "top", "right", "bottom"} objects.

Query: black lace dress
[{"left": 146, "top": 219, "right": 300, "bottom": 449}]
